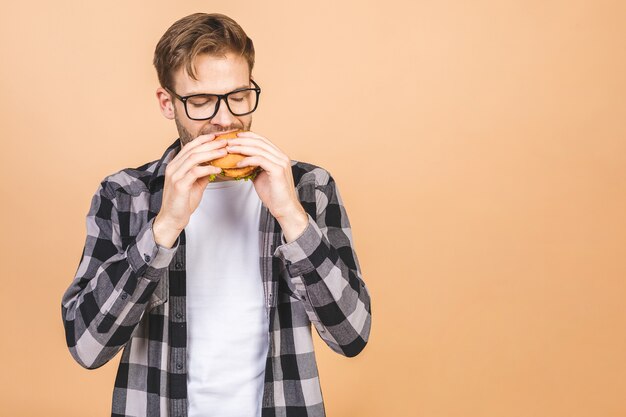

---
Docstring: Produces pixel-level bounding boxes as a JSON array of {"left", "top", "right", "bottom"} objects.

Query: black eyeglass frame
[{"left": 165, "top": 79, "right": 261, "bottom": 120}]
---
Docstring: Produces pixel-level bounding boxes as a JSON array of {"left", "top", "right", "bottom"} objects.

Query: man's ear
[{"left": 156, "top": 87, "right": 175, "bottom": 120}]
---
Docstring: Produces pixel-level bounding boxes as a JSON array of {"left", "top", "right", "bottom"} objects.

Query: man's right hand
[{"left": 153, "top": 134, "right": 228, "bottom": 248}]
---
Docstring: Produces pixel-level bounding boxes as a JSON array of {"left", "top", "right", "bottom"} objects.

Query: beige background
[{"left": 1, "top": 0, "right": 625, "bottom": 416}]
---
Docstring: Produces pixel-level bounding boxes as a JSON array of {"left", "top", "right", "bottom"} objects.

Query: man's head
[{"left": 153, "top": 13, "right": 256, "bottom": 147}]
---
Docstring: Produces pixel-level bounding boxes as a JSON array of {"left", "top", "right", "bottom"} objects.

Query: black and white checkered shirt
[{"left": 61, "top": 138, "right": 372, "bottom": 417}]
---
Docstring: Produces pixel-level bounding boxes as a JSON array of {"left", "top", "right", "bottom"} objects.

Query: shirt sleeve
[
  {"left": 273, "top": 174, "right": 372, "bottom": 357},
  {"left": 61, "top": 180, "right": 179, "bottom": 369}
]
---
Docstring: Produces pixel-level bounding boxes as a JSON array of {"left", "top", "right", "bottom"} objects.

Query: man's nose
[{"left": 209, "top": 97, "right": 236, "bottom": 126}]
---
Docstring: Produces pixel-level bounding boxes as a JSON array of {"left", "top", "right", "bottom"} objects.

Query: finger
[
  {"left": 226, "top": 144, "right": 285, "bottom": 167},
  {"left": 236, "top": 131, "right": 282, "bottom": 152},
  {"left": 170, "top": 140, "right": 226, "bottom": 175},
  {"left": 236, "top": 155, "right": 284, "bottom": 175},
  {"left": 170, "top": 134, "right": 217, "bottom": 170},
  {"left": 226, "top": 138, "right": 288, "bottom": 163},
  {"left": 176, "top": 139, "right": 228, "bottom": 168},
  {"left": 175, "top": 147, "right": 228, "bottom": 178},
  {"left": 178, "top": 164, "right": 222, "bottom": 188},
  {"left": 170, "top": 133, "right": 217, "bottom": 167},
  {"left": 171, "top": 148, "right": 228, "bottom": 183}
]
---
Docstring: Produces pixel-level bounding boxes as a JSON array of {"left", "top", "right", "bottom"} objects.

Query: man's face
[{"left": 157, "top": 51, "right": 254, "bottom": 147}]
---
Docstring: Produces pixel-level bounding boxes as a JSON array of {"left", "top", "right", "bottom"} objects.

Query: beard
[{"left": 174, "top": 108, "right": 252, "bottom": 147}]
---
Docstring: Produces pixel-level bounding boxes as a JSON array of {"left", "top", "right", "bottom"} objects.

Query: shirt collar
[{"left": 148, "top": 138, "right": 181, "bottom": 192}]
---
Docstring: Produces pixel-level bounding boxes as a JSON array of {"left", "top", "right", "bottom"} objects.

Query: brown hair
[{"left": 153, "top": 13, "right": 255, "bottom": 90}]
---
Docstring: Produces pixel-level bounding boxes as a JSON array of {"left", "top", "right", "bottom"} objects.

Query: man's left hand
[{"left": 226, "top": 131, "right": 308, "bottom": 241}]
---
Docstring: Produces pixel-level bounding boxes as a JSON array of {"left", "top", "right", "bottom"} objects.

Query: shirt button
[
  {"left": 175, "top": 262, "right": 183, "bottom": 269},
  {"left": 121, "top": 292, "right": 128, "bottom": 300},
  {"left": 176, "top": 363, "right": 183, "bottom": 370},
  {"left": 144, "top": 254, "right": 151, "bottom": 262},
  {"left": 176, "top": 312, "right": 183, "bottom": 319}
]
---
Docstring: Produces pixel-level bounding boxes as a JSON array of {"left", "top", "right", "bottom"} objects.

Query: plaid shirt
[{"left": 61, "top": 138, "right": 372, "bottom": 417}]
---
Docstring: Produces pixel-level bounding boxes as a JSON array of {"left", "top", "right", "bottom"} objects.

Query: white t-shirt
[{"left": 185, "top": 179, "right": 269, "bottom": 417}]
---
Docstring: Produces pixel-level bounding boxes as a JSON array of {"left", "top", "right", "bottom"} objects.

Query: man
[{"left": 61, "top": 12, "right": 371, "bottom": 417}]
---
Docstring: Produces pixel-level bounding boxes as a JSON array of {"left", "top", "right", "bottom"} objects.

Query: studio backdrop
[{"left": 1, "top": 1, "right": 625, "bottom": 416}]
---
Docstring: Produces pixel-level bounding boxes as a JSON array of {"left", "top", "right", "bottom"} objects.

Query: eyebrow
[{"left": 183, "top": 84, "right": 251, "bottom": 96}]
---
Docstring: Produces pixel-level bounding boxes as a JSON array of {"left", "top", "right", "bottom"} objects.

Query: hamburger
[{"left": 202, "top": 129, "right": 262, "bottom": 181}]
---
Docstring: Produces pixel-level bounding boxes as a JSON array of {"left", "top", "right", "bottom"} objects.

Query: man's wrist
[
  {"left": 152, "top": 215, "right": 182, "bottom": 249},
  {"left": 276, "top": 204, "right": 309, "bottom": 243}
]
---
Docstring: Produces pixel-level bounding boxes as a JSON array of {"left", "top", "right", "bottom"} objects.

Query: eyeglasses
[{"left": 165, "top": 79, "right": 261, "bottom": 120}]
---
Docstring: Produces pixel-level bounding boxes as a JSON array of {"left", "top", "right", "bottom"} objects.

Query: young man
[{"left": 61, "top": 12, "right": 371, "bottom": 417}]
